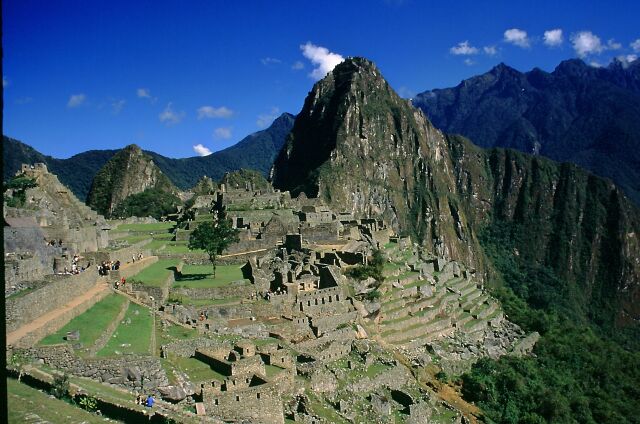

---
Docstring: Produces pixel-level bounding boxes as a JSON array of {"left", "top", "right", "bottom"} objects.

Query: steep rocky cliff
[
  {"left": 87, "top": 144, "right": 177, "bottom": 216},
  {"left": 272, "top": 57, "right": 640, "bottom": 326},
  {"left": 272, "top": 57, "right": 481, "bottom": 267}
]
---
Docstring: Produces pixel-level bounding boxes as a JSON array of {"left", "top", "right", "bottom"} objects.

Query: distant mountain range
[
  {"left": 413, "top": 58, "right": 640, "bottom": 205},
  {"left": 3, "top": 112, "right": 295, "bottom": 201}
]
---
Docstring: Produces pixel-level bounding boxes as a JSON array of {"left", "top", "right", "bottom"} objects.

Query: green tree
[
  {"left": 188, "top": 217, "right": 239, "bottom": 277},
  {"left": 3, "top": 174, "right": 38, "bottom": 207}
]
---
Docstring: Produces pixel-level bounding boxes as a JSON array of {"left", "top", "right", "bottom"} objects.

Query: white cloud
[
  {"left": 197, "top": 106, "right": 233, "bottom": 119},
  {"left": 464, "top": 58, "right": 476, "bottom": 66},
  {"left": 300, "top": 42, "right": 344, "bottom": 80},
  {"left": 2, "top": 76, "right": 8, "bottom": 87},
  {"left": 159, "top": 102, "right": 185, "bottom": 125},
  {"left": 483, "top": 45, "right": 498, "bottom": 56},
  {"left": 213, "top": 127, "right": 232, "bottom": 140},
  {"left": 136, "top": 88, "right": 157, "bottom": 103},
  {"left": 112, "top": 99, "right": 126, "bottom": 114},
  {"left": 291, "top": 61, "right": 305, "bottom": 70},
  {"left": 193, "top": 144, "right": 212, "bottom": 156},
  {"left": 571, "top": 31, "right": 604, "bottom": 57},
  {"left": 450, "top": 41, "right": 478, "bottom": 55},
  {"left": 504, "top": 28, "right": 530, "bottom": 48},
  {"left": 543, "top": 29, "right": 563, "bottom": 47},
  {"left": 614, "top": 55, "right": 638, "bottom": 68},
  {"left": 632, "top": 39, "right": 640, "bottom": 53},
  {"left": 607, "top": 39, "right": 622, "bottom": 50},
  {"left": 256, "top": 107, "right": 280, "bottom": 128},
  {"left": 67, "top": 93, "right": 86, "bottom": 108},
  {"left": 261, "top": 57, "right": 281, "bottom": 66},
  {"left": 589, "top": 61, "right": 603, "bottom": 68}
]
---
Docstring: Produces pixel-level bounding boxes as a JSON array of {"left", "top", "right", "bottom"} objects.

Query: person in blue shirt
[{"left": 146, "top": 395, "right": 154, "bottom": 407}]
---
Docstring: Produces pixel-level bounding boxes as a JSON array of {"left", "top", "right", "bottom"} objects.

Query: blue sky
[{"left": 3, "top": 0, "right": 639, "bottom": 158}]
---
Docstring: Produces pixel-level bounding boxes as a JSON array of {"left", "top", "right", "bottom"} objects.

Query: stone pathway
[{"left": 6, "top": 282, "right": 111, "bottom": 347}]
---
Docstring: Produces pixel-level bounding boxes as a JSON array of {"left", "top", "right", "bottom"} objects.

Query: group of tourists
[
  {"left": 59, "top": 254, "right": 89, "bottom": 275},
  {"left": 131, "top": 252, "right": 144, "bottom": 263},
  {"left": 114, "top": 276, "right": 127, "bottom": 290},
  {"left": 98, "top": 260, "right": 121, "bottom": 275}
]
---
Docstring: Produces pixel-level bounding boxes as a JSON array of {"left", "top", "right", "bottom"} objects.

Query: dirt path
[{"left": 6, "top": 282, "right": 110, "bottom": 347}]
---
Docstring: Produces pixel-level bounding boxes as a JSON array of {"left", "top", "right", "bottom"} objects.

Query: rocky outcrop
[
  {"left": 272, "top": 57, "right": 482, "bottom": 268},
  {"left": 87, "top": 144, "right": 177, "bottom": 216}
]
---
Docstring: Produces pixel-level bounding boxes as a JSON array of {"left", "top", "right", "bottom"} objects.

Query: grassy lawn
[
  {"left": 365, "top": 362, "right": 391, "bottom": 378},
  {"left": 115, "top": 222, "right": 176, "bottom": 232},
  {"left": 39, "top": 294, "right": 127, "bottom": 347},
  {"left": 7, "top": 378, "right": 110, "bottom": 423},
  {"left": 174, "top": 264, "right": 246, "bottom": 288},
  {"left": 156, "top": 321, "right": 198, "bottom": 355},
  {"left": 131, "top": 258, "right": 180, "bottom": 287},
  {"left": 97, "top": 302, "right": 153, "bottom": 357},
  {"left": 163, "top": 243, "right": 204, "bottom": 253},
  {"left": 265, "top": 364, "right": 285, "bottom": 377},
  {"left": 167, "top": 356, "right": 226, "bottom": 382}
]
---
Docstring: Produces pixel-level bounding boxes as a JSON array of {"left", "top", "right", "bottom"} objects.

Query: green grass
[
  {"left": 265, "top": 364, "right": 285, "bottom": 377},
  {"left": 7, "top": 378, "right": 110, "bottom": 423},
  {"left": 131, "top": 258, "right": 180, "bottom": 287},
  {"left": 114, "top": 222, "right": 176, "bottom": 232},
  {"left": 6, "top": 287, "right": 37, "bottom": 300},
  {"left": 97, "top": 302, "right": 153, "bottom": 357},
  {"left": 39, "top": 294, "right": 127, "bottom": 347},
  {"left": 156, "top": 321, "right": 198, "bottom": 354},
  {"left": 142, "top": 239, "right": 170, "bottom": 251},
  {"left": 163, "top": 243, "right": 203, "bottom": 253},
  {"left": 365, "top": 362, "right": 391, "bottom": 378},
  {"left": 174, "top": 264, "right": 246, "bottom": 288},
  {"left": 167, "top": 356, "right": 226, "bottom": 382}
]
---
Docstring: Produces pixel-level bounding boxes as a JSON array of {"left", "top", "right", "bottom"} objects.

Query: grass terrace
[
  {"left": 165, "top": 356, "right": 226, "bottom": 382},
  {"left": 114, "top": 222, "right": 176, "bottom": 232},
  {"left": 174, "top": 264, "right": 247, "bottom": 289},
  {"left": 7, "top": 378, "right": 110, "bottom": 423},
  {"left": 97, "top": 302, "right": 153, "bottom": 357},
  {"left": 131, "top": 258, "right": 181, "bottom": 287},
  {"left": 39, "top": 294, "right": 127, "bottom": 348}
]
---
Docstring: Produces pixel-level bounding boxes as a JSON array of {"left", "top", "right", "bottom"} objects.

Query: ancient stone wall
[
  {"left": 161, "top": 338, "right": 226, "bottom": 358},
  {"left": 204, "top": 386, "right": 284, "bottom": 424},
  {"left": 6, "top": 268, "right": 106, "bottom": 332},
  {"left": 310, "top": 311, "right": 359, "bottom": 336},
  {"left": 300, "top": 222, "right": 340, "bottom": 244},
  {"left": 25, "top": 344, "right": 169, "bottom": 393},
  {"left": 171, "top": 281, "right": 255, "bottom": 301}
]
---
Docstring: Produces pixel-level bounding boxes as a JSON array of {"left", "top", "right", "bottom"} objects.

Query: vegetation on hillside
[
  {"left": 347, "top": 249, "right": 385, "bottom": 282},
  {"left": 221, "top": 168, "right": 270, "bottom": 191},
  {"left": 459, "top": 222, "right": 640, "bottom": 423},
  {"left": 111, "top": 188, "right": 181, "bottom": 219},
  {"left": 3, "top": 174, "right": 38, "bottom": 207}
]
